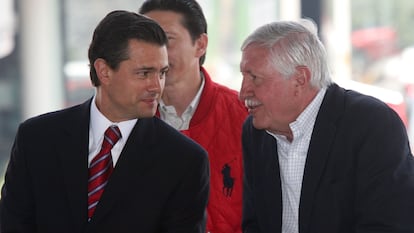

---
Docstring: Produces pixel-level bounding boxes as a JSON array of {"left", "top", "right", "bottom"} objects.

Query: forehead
[
  {"left": 144, "top": 10, "right": 185, "bottom": 32},
  {"left": 241, "top": 45, "right": 271, "bottom": 69},
  {"left": 125, "top": 39, "right": 168, "bottom": 66}
]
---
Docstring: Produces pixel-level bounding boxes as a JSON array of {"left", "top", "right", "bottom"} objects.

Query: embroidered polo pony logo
[{"left": 221, "top": 160, "right": 235, "bottom": 197}]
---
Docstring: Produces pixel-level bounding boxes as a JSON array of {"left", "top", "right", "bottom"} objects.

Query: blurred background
[{"left": 0, "top": 0, "right": 413, "bottom": 184}]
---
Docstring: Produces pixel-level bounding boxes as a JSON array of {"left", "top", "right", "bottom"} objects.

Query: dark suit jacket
[
  {"left": 0, "top": 99, "right": 210, "bottom": 233},
  {"left": 242, "top": 83, "right": 414, "bottom": 233}
]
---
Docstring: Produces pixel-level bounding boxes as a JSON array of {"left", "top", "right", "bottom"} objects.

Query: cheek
[
  {"left": 121, "top": 79, "right": 145, "bottom": 95},
  {"left": 166, "top": 47, "right": 175, "bottom": 57},
  {"left": 260, "top": 90, "right": 284, "bottom": 112},
  {"left": 167, "top": 42, "right": 180, "bottom": 56},
  {"left": 258, "top": 84, "right": 277, "bottom": 101}
]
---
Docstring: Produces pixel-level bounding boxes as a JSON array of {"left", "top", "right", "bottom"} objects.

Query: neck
[
  {"left": 162, "top": 69, "right": 202, "bottom": 116},
  {"left": 269, "top": 128, "right": 294, "bottom": 142}
]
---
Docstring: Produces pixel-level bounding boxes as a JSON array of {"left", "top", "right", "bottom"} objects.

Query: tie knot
[{"left": 103, "top": 125, "right": 122, "bottom": 149}]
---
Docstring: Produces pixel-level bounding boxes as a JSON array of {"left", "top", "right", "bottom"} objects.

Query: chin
[
  {"left": 252, "top": 118, "right": 266, "bottom": 130},
  {"left": 138, "top": 110, "right": 157, "bottom": 119}
]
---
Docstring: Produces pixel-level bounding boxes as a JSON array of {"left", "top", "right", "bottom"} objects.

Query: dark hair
[
  {"left": 139, "top": 0, "right": 207, "bottom": 65},
  {"left": 88, "top": 10, "right": 168, "bottom": 86}
]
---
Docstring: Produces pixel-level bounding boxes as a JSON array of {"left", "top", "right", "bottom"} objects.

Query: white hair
[{"left": 241, "top": 18, "right": 332, "bottom": 89}]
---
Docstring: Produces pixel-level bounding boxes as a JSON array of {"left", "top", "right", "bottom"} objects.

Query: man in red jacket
[{"left": 139, "top": 1, "right": 248, "bottom": 232}]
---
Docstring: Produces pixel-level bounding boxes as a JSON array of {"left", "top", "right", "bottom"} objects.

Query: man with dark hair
[
  {"left": 0, "top": 10, "right": 209, "bottom": 233},
  {"left": 139, "top": 1, "right": 248, "bottom": 232}
]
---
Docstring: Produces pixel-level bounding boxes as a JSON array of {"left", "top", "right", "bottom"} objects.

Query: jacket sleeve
[
  {"left": 354, "top": 101, "right": 414, "bottom": 232},
  {"left": 0, "top": 123, "right": 37, "bottom": 233}
]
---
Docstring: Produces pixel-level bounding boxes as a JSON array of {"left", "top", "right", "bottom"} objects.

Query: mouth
[
  {"left": 244, "top": 99, "right": 262, "bottom": 110},
  {"left": 142, "top": 96, "right": 159, "bottom": 105}
]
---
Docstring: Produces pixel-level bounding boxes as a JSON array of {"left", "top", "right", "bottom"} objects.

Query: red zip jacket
[{"left": 158, "top": 67, "right": 248, "bottom": 233}]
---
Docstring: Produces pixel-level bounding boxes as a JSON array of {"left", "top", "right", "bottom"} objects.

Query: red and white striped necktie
[{"left": 87, "top": 125, "right": 121, "bottom": 220}]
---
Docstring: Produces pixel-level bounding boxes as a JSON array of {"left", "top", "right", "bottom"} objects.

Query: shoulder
[
  {"left": 327, "top": 83, "right": 391, "bottom": 112},
  {"left": 331, "top": 84, "right": 400, "bottom": 123},
  {"left": 19, "top": 101, "right": 87, "bottom": 133},
  {"left": 323, "top": 84, "right": 407, "bottom": 141},
  {"left": 12, "top": 102, "right": 89, "bottom": 153},
  {"left": 141, "top": 117, "right": 207, "bottom": 156}
]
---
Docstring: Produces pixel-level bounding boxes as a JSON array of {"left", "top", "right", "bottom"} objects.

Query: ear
[
  {"left": 294, "top": 66, "right": 311, "bottom": 87},
  {"left": 94, "top": 58, "right": 111, "bottom": 84},
  {"left": 292, "top": 66, "right": 312, "bottom": 97},
  {"left": 195, "top": 33, "right": 208, "bottom": 58}
]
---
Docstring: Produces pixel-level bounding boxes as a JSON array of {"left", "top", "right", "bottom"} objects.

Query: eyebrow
[
  {"left": 134, "top": 65, "right": 169, "bottom": 72},
  {"left": 134, "top": 67, "right": 155, "bottom": 72},
  {"left": 165, "top": 31, "right": 177, "bottom": 36},
  {"left": 240, "top": 69, "right": 254, "bottom": 75}
]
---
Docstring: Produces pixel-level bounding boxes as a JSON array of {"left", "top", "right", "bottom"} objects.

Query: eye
[
  {"left": 137, "top": 71, "right": 150, "bottom": 78},
  {"left": 241, "top": 71, "right": 256, "bottom": 81},
  {"left": 246, "top": 73, "right": 258, "bottom": 82},
  {"left": 246, "top": 72, "right": 264, "bottom": 86},
  {"left": 159, "top": 72, "right": 165, "bottom": 80},
  {"left": 159, "top": 69, "right": 169, "bottom": 79}
]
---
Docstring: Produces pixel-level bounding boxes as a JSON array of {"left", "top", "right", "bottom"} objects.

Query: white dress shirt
[
  {"left": 267, "top": 88, "right": 326, "bottom": 233},
  {"left": 88, "top": 96, "right": 137, "bottom": 167}
]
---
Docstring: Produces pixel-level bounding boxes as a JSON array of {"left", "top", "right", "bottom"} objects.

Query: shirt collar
[
  {"left": 90, "top": 95, "right": 137, "bottom": 147},
  {"left": 290, "top": 87, "right": 327, "bottom": 140}
]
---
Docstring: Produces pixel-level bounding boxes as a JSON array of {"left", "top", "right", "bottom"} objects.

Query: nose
[
  {"left": 238, "top": 91, "right": 244, "bottom": 102},
  {"left": 239, "top": 77, "right": 250, "bottom": 102},
  {"left": 147, "top": 74, "right": 163, "bottom": 93}
]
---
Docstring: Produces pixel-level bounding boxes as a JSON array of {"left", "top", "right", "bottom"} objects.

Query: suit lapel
[
  {"left": 299, "top": 84, "right": 344, "bottom": 233},
  {"left": 260, "top": 133, "right": 283, "bottom": 230},
  {"left": 57, "top": 100, "right": 92, "bottom": 231}
]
